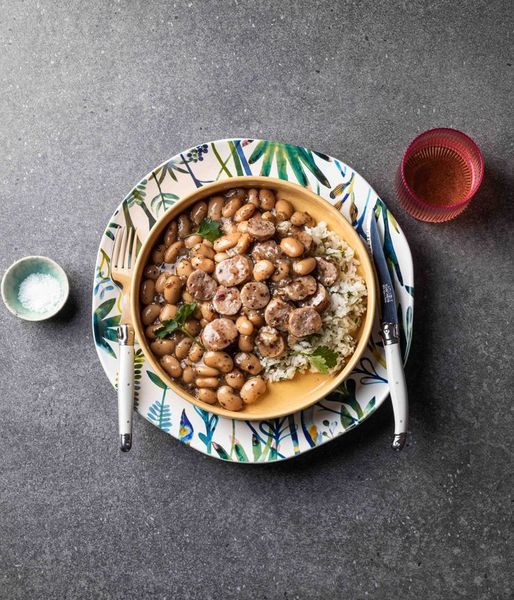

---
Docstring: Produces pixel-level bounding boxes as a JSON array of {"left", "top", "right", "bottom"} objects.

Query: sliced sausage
[
  {"left": 251, "top": 240, "right": 283, "bottom": 262},
  {"left": 255, "top": 326, "right": 286, "bottom": 358},
  {"left": 300, "top": 283, "right": 331, "bottom": 313},
  {"left": 281, "top": 275, "right": 317, "bottom": 301},
  {"left": 240, "top": 282, "right": 270, "bottom": 310},
  {"left": 215, "top": 255, "right": 252, "bottom": 287},
  {"left": 316, "top": 257, "right": 339, "bottom": 286},
  {"left": 186, "top": 270, "right": 217, "bottom": 301},
  {"left": 264, "top": 297, "right": 293, "bottom": 331},
  {"left": 212, "top": 286, "right": 242, "bottom": 315},
  {"left": 288, "top": 307, "right": 322, "bottom": 337},
  {"left": 247, "top": 216, "right": 276, "bottom": 241},
  {"left": 201, "top": 318, "right": 238, "bottom": 350}
]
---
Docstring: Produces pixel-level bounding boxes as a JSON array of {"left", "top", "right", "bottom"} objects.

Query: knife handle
[
  {"left": 384, "top": 342, "right": 408, "bottom": 451},
  {"left": 118, "top": 325, "right": 134, "bottom": 452}
]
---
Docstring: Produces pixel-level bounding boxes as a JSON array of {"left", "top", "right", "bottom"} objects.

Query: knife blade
[{"left": 368, "top": 213, "right": 409, "bottom": 450}]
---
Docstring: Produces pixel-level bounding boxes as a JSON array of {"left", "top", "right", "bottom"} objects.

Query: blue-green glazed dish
[{"left": 1, "top": 256, "right": 69, "bottom": 321}]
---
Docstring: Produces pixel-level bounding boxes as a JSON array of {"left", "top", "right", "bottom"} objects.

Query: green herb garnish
[
  {"left": 196, "top": 218, "right": 222, "bottom": 242},
  {"left": 302, "top": 346, "right": 339, "bottom": 374},
  {"left": 155, "top": 302, "right": 201, "bottom": 344}
]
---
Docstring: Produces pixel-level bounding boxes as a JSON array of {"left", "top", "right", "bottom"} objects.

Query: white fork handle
[
  {"left": 384, "top": 342, "right": 408, "bottom": 450},
  {"left": 118, "top": 326, "right": 134, "bottom": 452}
]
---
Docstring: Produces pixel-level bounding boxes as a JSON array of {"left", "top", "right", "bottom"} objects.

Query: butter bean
[
  {"left": 164, "top": 222, "right": 178, "bottom": 246},
  {"left": 176, "top": 259, "right": 194, "bottom": 280},
  {"left": 275, "top": 199, "right": 294, "bottom": 220},
  {"left": 196, "top": 377, "right": 220, "bottom": 389},
  {"left": 238, "top": 334, "right": 255, "bottom": 352},
  {"left": 151, "top": 339, "right": 176, "bottom": 357},
  {"left": 142, "top": 303, "right": 161, "bottom": 325},
  {"left": 163, "top": 275, "right": 182, "bottom": 304},
  {"left": 235, "top": 315, "right": 254, "bottom": 336},
  {"left": 190, "top": 201, "right": 208, "bottom": 225},
  {"left": 177, "top": 214, "right": 191, "bottom": 238},
  {"left": 222, "top": 197, "right": 242, "bottom": 218},
  {"left": 248, "top": 188, "right": 260, "bottom": 205},
  {"left": 253, "top": 259, "right": 275, "bottom": 281},
  {"left": 234, "top": 203, "right": 256, "bottom": 222},
  {"left": 224, "top": 369, "right": 245, "bottom": 390},
  {"left": 198, "top": 388, "right": 217, "bottom": 404},
  {"left": 175, "top": 338, "right": 193, "bottom": 360},
  {"left": 184, "top": 234, "right": 203, "bottom": 249},
  {"left": 164, "top": 240, "right": 185, "bottom": 263},
  {"left": 159, "top": 303, "right": 177, "bottom": 322},
  {"left": 208, "top": 196, "right": 224, "bottom": 220},
  {"left": 217, "top": 386, "right": 243, "bottom": 411},
  {"left": 203, "top": 351, "right": 234, "bottom": 373},
  {"left": 188, "top": 343, "right": 204, "bottom": 362},
  {"left": 293, "top": 257, "right": 317, "bottom": 275},
  {"left": 155, "top": 272, "right": 169, "bottom": 293},
  {"left": 191, "top": 255, "right": 215, "bottom": 274},
  {"left": 152, "top": 244, "right": 166, "bottom": 264},
  {"left": 145, "top": 323, "right": 160, "bottom": 339},
  {"left": 183, "top": 318, "right": 201, "bottom": 337},
  {"left": 194, "top": 365, "right": 220, "bottom": 377},
  {"left": 280, "top": 237, "right": 305, "bottom": 258},
  {"left": 161, "top": 354, "right": 182, "bottom": 377},
  {"left": 290, "top": 211, "right": 309, "bottom": 226},
  {"left": 240, "top": 377, "right": 267, "bottom": 404},
  {"left": 233, "top": 232, "right": 252, "bottom": 254},
  {"left": 140, "top": 279, "right": 155, "bottom": 305},
  {"left": 246, "top": 310, "right": 265, "bottom": 327},
  {"left": 191, "top": 243, "right": 215, "bottom": 259},
  {"left": 214, "top": 251, "right": 229, "bottom": 263},
  {"left": 182, "top": 366, "right": 195, "bottom": 385},
  {"left": 213, "top": 233, "right": 240, "bottom": 252},
  {"left": 143, "top": 265, "right": 160, "bottom": 280},
  {"left": 259, "top": 188, "right": 276, "bottom": 210},
  {"left": 200, "top": 302, "right": 217, "bottom": 322}
]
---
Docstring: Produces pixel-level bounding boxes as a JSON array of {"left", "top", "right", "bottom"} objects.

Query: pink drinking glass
[{"left": 396, "top": 128, "right": 484, "bottom": 222}]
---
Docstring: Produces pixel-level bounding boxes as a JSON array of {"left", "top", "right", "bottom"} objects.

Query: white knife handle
[
  {"left": 118, "top": 325, "right": 134, "bottom": 452},
  {"left": 384, "top": 342, "right": 408, "bottom": 450}
]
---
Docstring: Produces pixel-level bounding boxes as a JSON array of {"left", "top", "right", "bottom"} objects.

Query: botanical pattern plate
[{"left": 92, "top": 139, "right": 414, "bottom": 463}]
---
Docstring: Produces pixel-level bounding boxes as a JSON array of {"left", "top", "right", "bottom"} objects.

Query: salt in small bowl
[{"left": 1, "top": 256, "right": 69, "bottom": 321}]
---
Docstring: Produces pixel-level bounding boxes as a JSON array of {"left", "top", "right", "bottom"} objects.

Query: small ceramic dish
[
  {"left": 130, "top": 176, "right": 376, "bottom": 420},
  {"left": 1, "top": 256, "right": 69, "bottom": 321}
]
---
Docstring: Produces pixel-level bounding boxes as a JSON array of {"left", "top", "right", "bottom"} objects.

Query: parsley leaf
[
  {"left": 304, "top": 346, "right": 339, "bottom": 374},
  {"left": 174, "top": 302, "right": 197, "bottom": 325},
  {"left": 155, "top": 302, "right": 197, "bottom": 339},
  {"left": 155, "top": 319, "right": 179, "bottom": 339},
  {"left": 196, "top": 218, "right": 222, "bottom": 242}
]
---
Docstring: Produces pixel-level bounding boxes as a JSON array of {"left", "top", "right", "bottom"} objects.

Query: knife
[{"left": 368, "top": 213, "right": 409, "bottom": 450}]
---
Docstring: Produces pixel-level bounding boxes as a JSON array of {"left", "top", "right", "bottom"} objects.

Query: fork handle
[{"left": 118, "top": 325, "right": 134, "bottom": 452}]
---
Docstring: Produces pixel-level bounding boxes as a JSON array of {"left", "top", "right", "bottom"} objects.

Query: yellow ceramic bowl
[{"left": 131, "top": 176, "right": 376, "bottom": 420}]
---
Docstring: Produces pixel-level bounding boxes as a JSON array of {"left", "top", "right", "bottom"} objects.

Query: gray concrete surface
[{"left": 0, "top": 1, "right": 512, "bottom": 598}]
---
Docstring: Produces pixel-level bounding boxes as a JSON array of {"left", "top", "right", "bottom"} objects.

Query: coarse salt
[{"left": 18, "top": 273, "right": 62, "bottom": 313}]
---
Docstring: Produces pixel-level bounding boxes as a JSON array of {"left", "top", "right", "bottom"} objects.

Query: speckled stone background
[{"left": 0, "top": 1, "right": 512, "bottom": 598}]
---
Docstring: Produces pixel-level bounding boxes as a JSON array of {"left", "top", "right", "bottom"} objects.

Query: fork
[{"left": 111, "top": 226, "right": 138, "bottom": 452}]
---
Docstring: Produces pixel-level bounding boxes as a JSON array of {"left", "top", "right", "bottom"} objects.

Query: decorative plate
[{"left": 92, "top": 139, "right": 414, "bottom": 463}]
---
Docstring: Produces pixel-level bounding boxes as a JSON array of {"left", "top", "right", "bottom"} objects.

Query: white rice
[{"left": 261, "top": 221, "right": 367, "bottom": 381}]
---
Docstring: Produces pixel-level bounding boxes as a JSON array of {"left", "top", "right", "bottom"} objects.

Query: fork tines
[{"left": 112, "top": 227, "right": 138, "bottom": 271}]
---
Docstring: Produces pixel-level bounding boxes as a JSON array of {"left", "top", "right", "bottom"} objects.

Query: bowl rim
[
  {"left": 130, "top": 176, "right": 376, "bottom": 420},
  {"left": 1, "top": 255, "right": 70, "bottom": 321}
]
